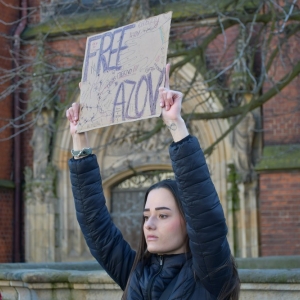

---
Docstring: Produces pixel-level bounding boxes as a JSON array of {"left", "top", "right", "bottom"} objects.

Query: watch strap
[{"left": 71, "top": 147, "right": 92, "bottom": 157}]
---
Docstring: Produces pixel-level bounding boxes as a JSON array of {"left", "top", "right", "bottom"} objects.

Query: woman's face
[{"left": 143, "top": 188, "right": 187, "bottom": 255}]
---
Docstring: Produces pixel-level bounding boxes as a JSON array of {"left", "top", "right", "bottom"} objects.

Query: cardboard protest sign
[{"left": 76, "top": 11, "right": 172, "bottom": 132}]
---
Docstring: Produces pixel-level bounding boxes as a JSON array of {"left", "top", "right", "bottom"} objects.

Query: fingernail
[{"left": 160, "top": 102, "right": 163, "bottom": 107}]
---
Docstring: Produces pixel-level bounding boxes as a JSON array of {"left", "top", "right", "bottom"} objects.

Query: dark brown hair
[
  {"left": 122, "top": 179, "right": 240, "bottom": 300},
  {"left": 217, "top": 255, "right": 240, "bottom": 300}
]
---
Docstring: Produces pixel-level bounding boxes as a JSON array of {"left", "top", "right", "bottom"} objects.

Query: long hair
[
  {"left": 217, "top": 255, "right": 240, "bottom": 300},
  {"left": 122, "top": 179, "right": 240, "bottom": 300}
]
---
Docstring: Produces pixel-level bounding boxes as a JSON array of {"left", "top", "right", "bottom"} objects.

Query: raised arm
[
  {"left": 66, "top": 102, "right": 135, "bottom": 290},
  {"left": 160, "top": 65, "right": 233, "bottom": 298}
]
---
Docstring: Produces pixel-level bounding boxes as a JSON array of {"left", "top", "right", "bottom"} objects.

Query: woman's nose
[{"left": 145, "top": 217, "right": 156, "bottom": 230}]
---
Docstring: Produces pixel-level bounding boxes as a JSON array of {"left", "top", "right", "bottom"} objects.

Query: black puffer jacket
[{"left": 69, "top": 135, "right": 232, "bottom": 299}]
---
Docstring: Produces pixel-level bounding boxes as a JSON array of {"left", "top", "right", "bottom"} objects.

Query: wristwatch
[{"left": 71, "top": 147, "right": 92, "bottom": 158}]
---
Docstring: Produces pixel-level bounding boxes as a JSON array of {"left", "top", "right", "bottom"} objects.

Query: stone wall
[{"left": 1, "top": 257, "right": 300, "bottom": 300}]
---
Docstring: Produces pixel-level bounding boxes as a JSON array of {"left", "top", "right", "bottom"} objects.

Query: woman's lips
[{"left": 147, "top": 235, "right": 158, "bottom": 241}]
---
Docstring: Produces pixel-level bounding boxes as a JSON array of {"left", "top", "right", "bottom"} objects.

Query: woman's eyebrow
[
  {"left": 143, "top": 207, "right": 171, "bottom": 212},
  {"left": 155, "top": 207, "right": 171, "bottom": 211}
]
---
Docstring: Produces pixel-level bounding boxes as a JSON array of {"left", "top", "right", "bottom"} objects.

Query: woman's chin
[{"left": 147, "top": 245, "right": 163, "bottom": 254}]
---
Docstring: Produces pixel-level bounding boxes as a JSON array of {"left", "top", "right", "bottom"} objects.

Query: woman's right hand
[
  {"left": 66, "top": 102, "right": 80, "bottom": 136},
  {"left": 65, "top": 83, "right": 89, "bottom": 155}
]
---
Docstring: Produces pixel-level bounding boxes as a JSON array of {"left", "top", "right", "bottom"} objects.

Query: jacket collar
[{"left": 150, "top": 252, "right": 192, "bottom": 268}]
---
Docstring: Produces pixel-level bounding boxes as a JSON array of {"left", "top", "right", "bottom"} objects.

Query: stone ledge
[
  {"left": 236, "top": 255, "right": 300, "bottom": 269},
  {"left": 0, "top": 280, "right": 9, "bottom": 286},
  {"left": 0, "top": 261, "right": 99, "bottom": 271},
  {"left": 21, "top": 4, "right": 196, "bottom": 40},
  {"left": 1, "top": 257, "right": 300, "bottom": 300},
  {"left": 241, "top": 283, "right": 300, "bottom": 291},
  {"left": 1, "top": 264, "right": 300, "bottom": 285},
  {"left": 0, "top": 179, "right": 15, "bottom": 189},
  {"left": 21, "top": 2, "right": 260, "bottom": 40},
  {"left": 0, "top": 269, "right": 71, "bottom": 283},
  {"left": 255, "top": 144, "right": 300, "bottom": 172},
  {"left": 72, "top": 283, "right": 120, "bottom": 290},
  {"left": 239, "top": 269, "right": 300, "bottom": 283},
  {"left": 68, "top": 270, "right": 114, "bottom": 284},
  {"left": 0, "top": 269, "right": 115, "bottom": 285}
]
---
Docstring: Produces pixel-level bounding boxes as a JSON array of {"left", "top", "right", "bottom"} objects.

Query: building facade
[{"left": 0, "top": 0, "right": 299, "bottom": 263}]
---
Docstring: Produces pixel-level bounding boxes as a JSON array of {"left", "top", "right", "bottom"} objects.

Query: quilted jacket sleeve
[
  {"left": 68, "top": 154, "right": 135, "bottom": 290},
  {"left": 169, "top": 135, "right": 232, "bottom": 298}
]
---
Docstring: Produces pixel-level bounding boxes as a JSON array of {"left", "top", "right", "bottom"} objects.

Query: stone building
[{"left": 0, "top": 0, "right": 299, "bottom": 264}]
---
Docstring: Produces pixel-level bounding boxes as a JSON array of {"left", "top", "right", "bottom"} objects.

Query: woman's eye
[
  {"left": 143, "top": 216, "right": 149, "bottom": 221},
  {"left": 159, "top": 214, "right": 168, "bottom": 219}
]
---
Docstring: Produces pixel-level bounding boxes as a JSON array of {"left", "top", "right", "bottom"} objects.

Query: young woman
[{"left": 66, "top": 64, "right": 240, "bottom": 299}]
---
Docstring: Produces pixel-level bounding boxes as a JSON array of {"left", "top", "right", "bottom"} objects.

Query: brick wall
[
  {"left": 259, "top": 31, "right": 300, "bottom": 255},
  {"left": 259, "top": 172, "right": 300, "bottom": 255},
  {"left": 0, "top": 189, "right": 14, "bottom": 262},
  {"left": 263, "top": 32, "right": 300, "bottom": 145},
  {"left": 0, "top": 0, "right": 21, "bottom": 263},
  {"left": 27, "top": 0, "right": 41, "bottom": 24},
  {"left": 173, "top": 25, "right": 238, "bottom": 69},
  {"left": 263, "top": 78, "right": 300, "bottom": 145}
]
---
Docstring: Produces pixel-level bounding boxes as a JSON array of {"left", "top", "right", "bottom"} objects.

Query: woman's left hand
[
  {"left": 160, "top": 64, "right": 189, "bottom": 142},
  {"left": 159, "top": 64, "right": 183, "bottom": 124}
]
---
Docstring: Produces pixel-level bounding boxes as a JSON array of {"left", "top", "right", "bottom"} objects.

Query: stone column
[
  {"left": 24, "top": 164, "right": 58, "bottom": 262},
  {"left": 24, "top": 39, "right": 59, "bottom": 262}
]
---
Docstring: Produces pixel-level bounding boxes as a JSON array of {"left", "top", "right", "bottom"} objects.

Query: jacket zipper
[{"left": 147, "top": 255, "right": 164, "bottom": 300}]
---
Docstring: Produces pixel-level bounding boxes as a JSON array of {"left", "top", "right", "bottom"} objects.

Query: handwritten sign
[{"left": 77, "top": 11, "right": 172, "bottom": 132}]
